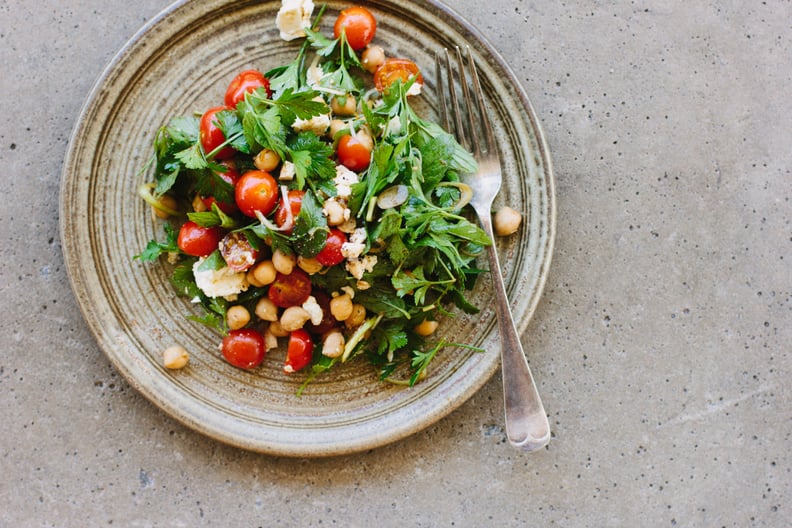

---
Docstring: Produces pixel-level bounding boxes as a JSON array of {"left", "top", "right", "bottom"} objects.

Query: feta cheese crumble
[
  {"left": 341, "top": 227, "right": 367, "bottom": 259},
  {"left": 302, "top": 296, "right": 324, "bottom": 326},
  {"left": 346, "top": 255, "right": 378, "bottom": 280},
  {"left": 334, "top": 164, "right": 359, "bottom": 199},
  {"left": 192, "top": 259, "right": 249, "bottom": 300},
  {"left": 276, "top": 0, "right": 314, "bottom": 41}
]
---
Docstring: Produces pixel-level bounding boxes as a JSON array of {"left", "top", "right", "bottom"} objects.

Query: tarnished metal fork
[{"left": 436, "top": 47, "right": 550, "bottom": 452}]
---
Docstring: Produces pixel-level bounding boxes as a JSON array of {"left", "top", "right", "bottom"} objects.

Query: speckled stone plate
[{"left": 60, "top": 0, "right": 555, "bottom": 456}]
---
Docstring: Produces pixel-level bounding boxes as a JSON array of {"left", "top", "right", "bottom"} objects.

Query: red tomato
[
  {"left": 221, "top": 328, "right": 266, "bottom": 369},
  {"left": 316, "top": 228, "right": 347, "bottom": 267},
  {"left": 201, "top": 160, "right": 240, "bottom": 214},
  {"left": 274, "top": 190, "right": 305, "bottom": 234},
  {"left": 373, "top": 58, "right": 423, "bottom": 94},
  {"left": 219, "top": 232, "right": 259, "bottom": 272},
  {"left": 305, "top": 290, "right": 336, "bottom": 335},
  {"left": 267, "top": 268, "right": 312, "bottom": 308},
  {"left": 235, "top": 170, "right": 279, "bottom": 218},
  {"left": 177, "top": 221, "right": 224, "bottom": 257},
  {"left": 199, "top": 106, "right": 235, "bottom": 160},
  {"left": 334, "top": 6, "right": 377, "bottom": 51},
  {"left": 284, "top": 329, "right": 314, "bottom": 373},
  {"left": 224, "top": 69, "right": 271, "bottom": 107},
  {"left": 337, "top": 134, "right": 372, "bottom": 172}
]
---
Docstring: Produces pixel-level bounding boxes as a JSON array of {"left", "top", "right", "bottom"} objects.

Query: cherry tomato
[
  {"left": 235, "top": 170, "right": 279, "bottom": 218},
  {"left": 199, "top": 106, "right": 236, "bottom": 160},
  {"left": 177, "top": 221, "right": 224, "bottom": 257},
  {"left": 201, "top": 160, "right": 240, "bottom": 214},
  {"left": 224, "top": 69, "right": 271, "bottom": 107},
  {"left": 219, "top": 232, "right": 259, "bottom": 272},
  {"left": 316, "top": 228, "right": 347, "bottom": 267},
  {"left": 221, "top": 328, "right": 266, "bottom": 369},
  {"left": 305, "top": 290, "right": 336, "bottom": 335},
  {"left": 333, "top": 6, "right": 377, "bottom": 51},
  {"left": 267, "top": 268, "right": 312, "bottom": 308},
  {"left": 274, "top": 190, "right": 305, "bottom": 234},
  {"left": 337, "top": 134, "right": 372, "bottom": 172},
  {"left": 284, "top": 329, "right": 314, "bottom": 373},
  {"left": 373, "top": 58, "right": 423, "bottom": 94}
]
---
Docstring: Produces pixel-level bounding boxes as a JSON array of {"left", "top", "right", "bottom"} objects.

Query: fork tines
[{"left": 435, "top": 46, "right": 494, "bottom": 158}]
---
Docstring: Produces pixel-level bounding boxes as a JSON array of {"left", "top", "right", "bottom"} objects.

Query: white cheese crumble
[
  {"left": 346, "top": 255, "right": 378, "bottom": 280},
  {"left": 406, "top": 81, "right": 423, "bottom": 97},
  {"left": 292, "top": 113, "right": 330, "bottom": 135},
  {"left": 302, "top": 296, "right": 324, "bottom": 326},
  {"left": 276, "top": 0, "right": 314, "bottom": 41},
  {"left": 334, "top": 164, "right": 359, "bottom": 199},
  {"left": 192, "top": 259, "right": 249, "bottom": 300},
  {"left": 279, "top": 160, "right": 296, "bottom": 181},
  {"left": 341, "top": 227, "right": 367, "bottom": 259}
]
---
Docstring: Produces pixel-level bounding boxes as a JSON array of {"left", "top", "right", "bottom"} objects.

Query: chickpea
[
  {"left": 255, "top": 298, "right": 278, "bottom": 322},
  {"left": 330, "top": 294, "right": 354, "bottom": 321},
  {"left": 329, "top": 119, "right": 350, "bottom": 139},
  {"left": 246, "top": 267, "right": 264, "bottom": 288},
  {"left": 272, "top": 249, "right": 296, "bottom": 275},
  {"left": 322, "top": 330, "right": 345, "bottom": 358},
  {"left": 263, "top": 327, "right": 279, "bottom": 352},
  {"left": 344, "top": 303, "right": 367, "bottom": 329},
  {"left": 493, "top": 206, "right": 523, "bottom": 236},
  {"left": 414, "top": 319, "right": 439, "bottom": 336},
  {"left": 297, "top": 256, "right": 323, "bottom": 274},
  {"left": 331, "top": 94, "right": 357, "bottom": 116},
  {"left": 163, "top": 345, "right": 189, "bottom": 369},
  {"left": 281, "top": 306, "right": 312, "bottom": 332},
  {"left": 227, "top": 305, "right": 251, "bottom": 330},
  {"left": 361, "top": 45, "right": 385, "bottom": 73},
  {"left": 192, "top": 194, "right": 207, "bottom": 213},
  {"left": 268, "top": 320, "right": 289, "bottom": 338},
  {"left": 323, "top": 199, "right": 346, "bottom": 226},
  {"left": 152, "top": 194, "right": 178, "bottom": 219},
  {"left": 252, "top": 260, "right": 277, "bottom": 285},
  {"left": 254, "top": 148, "right": 280, "bottom": 172}
]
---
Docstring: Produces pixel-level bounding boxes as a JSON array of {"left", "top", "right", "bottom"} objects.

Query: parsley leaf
[
  {"left": 134, "top": 224, "right": 179, "bottom": 262},
  {"left": 288, "top": 132, "right": 336, "bottom": 190},
  {"left": 291, "top": 190, "right": 328, "bottom": 257}
]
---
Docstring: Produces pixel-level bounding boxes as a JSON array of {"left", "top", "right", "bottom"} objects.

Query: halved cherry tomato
[
  {"left": 219, "top": 232, "right": 259, "bottom": 272},
  {"left": 201, "top": 160, "right": 240, "bottom": 214},
  {"left": 177, "top": 221, "right": 224, "bottom": 257},
  {"left": 316, "top": 228, "right": 347, "bottom": 267},
  {"left": 284, "top": 329, "right": 314, "bottom": 373},
  {"left": 333, "top": 6, "right": 377, "bottom": 51},
  {"left": 224, "top": 69, "right": 271, "bottom": 107},
  {"left": 305, "top": 290, "right": 336, "bottom": 335},
  {"left": 267, "top": 268, "right": 312, "bottom": 308},
  {"left": 199, "top": 106, "right": 236, "bottom": 160},
  {"left": 221, "top": 328, "right": 266, "bottom": 369},
  {"left": 274, "top": 189, "right": 305, "bottom": 234},
  {"left": 373, "top": 58, "right": 423, "bottom": 94},
  {"left": 337, "top": 134, "right": 372, "bottom": 172},
  {"left": 235, "top": 170, "right": 279, "bottom": 218}
]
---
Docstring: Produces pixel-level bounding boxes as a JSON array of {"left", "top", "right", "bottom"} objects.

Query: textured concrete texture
[{"left": 2, "top": 0, "right": 790, "bottom": 526}]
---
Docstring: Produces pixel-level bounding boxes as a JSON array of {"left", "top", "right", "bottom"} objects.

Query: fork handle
[{"left": 480, "top": 217, "right": 551, "bottom": 451}]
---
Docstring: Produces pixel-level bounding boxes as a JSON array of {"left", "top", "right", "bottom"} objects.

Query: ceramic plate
[{"left": 60, "top": 0, "right": 555, "bottom": 456}]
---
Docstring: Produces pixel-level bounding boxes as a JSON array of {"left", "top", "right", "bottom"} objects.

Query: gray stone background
[{"left": 1, "top": 0, "right": 789, "bottom": 526}]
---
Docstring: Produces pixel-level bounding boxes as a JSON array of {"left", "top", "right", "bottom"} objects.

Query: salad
[{"left": 136, "top": 2, "right": 506, "bottom": 391}]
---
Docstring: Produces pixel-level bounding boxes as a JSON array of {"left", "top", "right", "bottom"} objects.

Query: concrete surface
[{"left": 2, "top": 0, "right": 790, "bottom": 526}]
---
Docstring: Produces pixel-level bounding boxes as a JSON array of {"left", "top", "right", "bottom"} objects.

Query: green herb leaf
[{"left": 291, "top": 190, "right": 328, "bottom": 257}]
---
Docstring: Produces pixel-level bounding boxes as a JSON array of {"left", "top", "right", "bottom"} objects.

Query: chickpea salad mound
[{"left": 135, "top": 2, "right": 520, "bottom": 392}]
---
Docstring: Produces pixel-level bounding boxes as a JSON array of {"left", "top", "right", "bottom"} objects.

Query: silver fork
[{"left": 436, "top": 47, "right": 550, "bottom": 452}]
